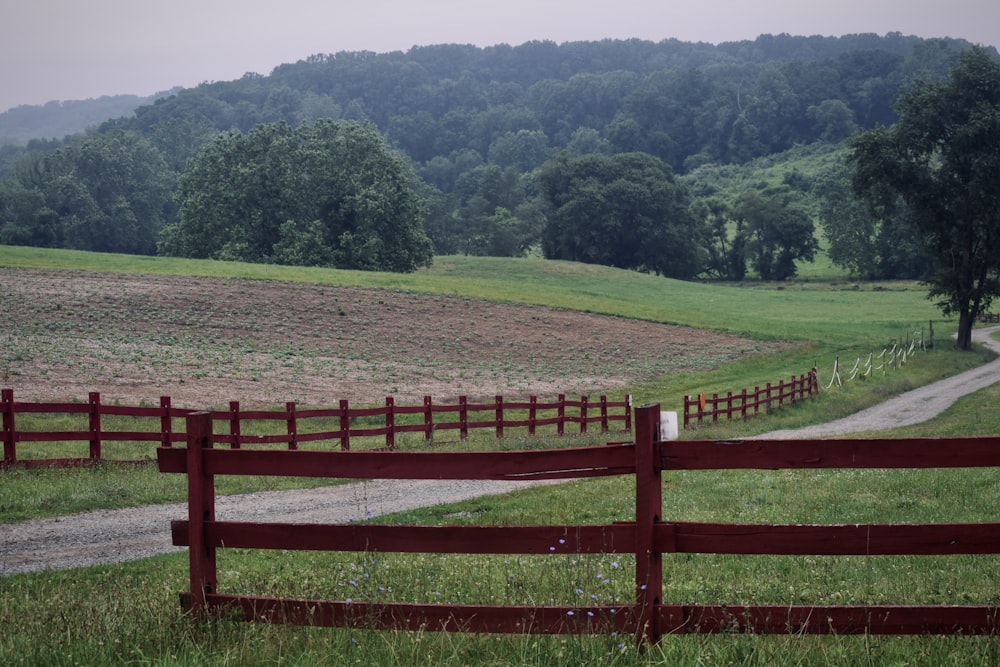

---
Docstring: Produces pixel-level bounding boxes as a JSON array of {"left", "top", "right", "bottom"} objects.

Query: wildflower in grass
[
  {"left": 567, "top": 610, "right": 574, "bottom": 617},
  {"left": 349, "top": 580, "right": 358, "bottom": 587}
]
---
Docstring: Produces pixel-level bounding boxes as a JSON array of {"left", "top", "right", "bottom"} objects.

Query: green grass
[
  {"left": 3, "top": 246, "right": 1000, "bottom": 665},
  {"left": 0, "top": 244, "right": 943, "bottom": 345}
]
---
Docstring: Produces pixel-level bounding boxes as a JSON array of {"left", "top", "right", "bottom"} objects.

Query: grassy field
[{"left": 2, "top": 246, "right": 1000, "bottom": 665}]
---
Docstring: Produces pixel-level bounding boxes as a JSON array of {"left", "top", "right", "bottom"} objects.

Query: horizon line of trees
[{"left": 0, "top": 34, "right": 993, "bottom": 281}]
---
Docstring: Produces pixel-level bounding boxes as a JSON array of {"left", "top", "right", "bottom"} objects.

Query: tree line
[{"left": 0, "top": 34, "right": 990, "bottom": 283}]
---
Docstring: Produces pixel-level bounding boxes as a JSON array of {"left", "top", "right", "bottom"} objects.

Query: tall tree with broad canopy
[
  {"left": 160, "top": 120, "right": 433, "bottom": 272},
  {"left": 538, "top": 151, "right": 707, "bottom": 279},
  {"left": 735, "top": 189, "right": 818, "bottom": 281},
  {"left": 850, "top": 47, "right": 1000, "bottom": 349}
]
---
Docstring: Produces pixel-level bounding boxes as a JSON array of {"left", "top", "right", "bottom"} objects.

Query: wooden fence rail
[
  {"left": 160, "top": 405, "right": 1000, "bottom": 643},
  {"left": 682, "top": 368, "right": 818, "bottom": 429},
  {"left": 1, "top": 389, "right": 630, "bottom": 468}
]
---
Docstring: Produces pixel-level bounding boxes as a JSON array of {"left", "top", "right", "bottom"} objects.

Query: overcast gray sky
[{"left": 2, "top": 0, "right": 998, "bottom": 113}]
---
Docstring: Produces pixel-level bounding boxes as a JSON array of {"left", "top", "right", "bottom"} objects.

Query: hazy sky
[{"left": 2, "top": 0, "right": 998, "bottom": 113}]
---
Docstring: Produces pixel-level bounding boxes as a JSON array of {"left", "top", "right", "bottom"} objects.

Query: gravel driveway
[{"left": 3, "top": 327, "right": 998, "bottom": 577}]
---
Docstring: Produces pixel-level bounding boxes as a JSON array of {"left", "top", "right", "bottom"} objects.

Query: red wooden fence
[
  {"left": 1, "top": 389, "right": 630, "bottom": 468},
  {"left": 683, "top": 368, "right": 818, "bottom": 429},
  {"left": 160, "top": 405, "right": 1000, "bottom": 643}
]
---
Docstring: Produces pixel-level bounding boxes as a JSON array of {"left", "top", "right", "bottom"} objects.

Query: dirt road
[{"left": 760, "top": 326, "right": 1000, "bottom": 438}]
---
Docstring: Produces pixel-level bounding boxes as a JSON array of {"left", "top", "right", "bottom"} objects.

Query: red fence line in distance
[
  {"left": 1, "top": 389, "right": 631, "bottom": 468},
  {"left": 159, "top": 407, "right": 1000, "bottom": 642},
  {"left": 682, "top": 368, "right": 818, "bottom": 429}
]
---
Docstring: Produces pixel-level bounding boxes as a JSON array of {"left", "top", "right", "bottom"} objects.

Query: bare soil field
[{"left": 0, "top": 267, "right": 771, "bottom": 409}]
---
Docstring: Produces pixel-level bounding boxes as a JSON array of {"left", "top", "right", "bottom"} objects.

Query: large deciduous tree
[
  {"left": 0, "top": 130, "right": 174, "bottom": 254},
  {"left": 159, "top": 120, "right": 433, "bottom": 272},
  {"left": 735, "top": 189, "right": 818, "bottom": 281},
  {"left": 538, "top": 152, "right": 707, "bottom": 278},
  {"left": 850, "top": 47, "right": 1000, "bottom": 349}
]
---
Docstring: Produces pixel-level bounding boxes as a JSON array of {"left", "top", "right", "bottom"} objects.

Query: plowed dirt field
[{"left": 1, "top": 267, "right": 771, "bottom": 408}]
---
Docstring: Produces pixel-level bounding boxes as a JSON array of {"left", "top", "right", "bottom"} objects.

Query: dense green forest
[
  {"left": 0, "top": 33, "right": 993, "bottom": 277},
  {"left": 0, "top": 90, "right": 177, "bottom": 145}
]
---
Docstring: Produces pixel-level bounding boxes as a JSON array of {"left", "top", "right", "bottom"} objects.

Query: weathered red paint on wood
[
  {"left": 160, "top": 404, "right": 1000, "bottom": 640},
  {"left": 2, "top": 389, "right": 628, "bottom": 467},
  {"left": 634, "top": 404, "right": 662, "bottom": 645},
  {"left": 184, "top": 593, "right": 638, "bottom": 634},
  {"left": 182, "top": 595, "right": 1000, "bottom": 636},
  {"left": 662, "top": 437, "right": 1000, "bottom": 470},
  {"left": 156, "top": 443, "right": 636, "bottom": 480},
  {"left": 684, "top": 370, "right": 818, "bottom": 428},
  {"left": 656, "top": 522, "right": 1000, "bottom": 555},
  {"left": 160, "top": 396, "right": 172, "bottom": 448},
  {"left": 186, "top": 412, "right": 217, "bottom": 618},
  {"left": 88, "top": 392, "right": 101, "bottom": 462},
  {"left": 171, "top": 520, "right": 636, "bottom": 554},
  {"left": 2, "top": 388, "right": 16, "bottom": 465}
]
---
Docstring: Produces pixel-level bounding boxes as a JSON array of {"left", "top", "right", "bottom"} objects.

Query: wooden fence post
[
  {"left": 634, "top": 403, "right": 663, "bottom": 645},
  {"left": 386, "top": 396, "right": 395, "bottom": 450},
  {"left": 624, "top": 395, "right": 632, "bottom": 433},
  {"left": 495, "top": 395, "right": 503, "bottom": 439},
  {"left": 88, "top": 392, "right": 101, "bottom": 463},
  {"left": 339, "top": 399, "right": 350, "bottom": 451},
  {"left": 580, "top": 395, "right": 588, "bottom": 434},
  {"left": 423, "top": 396, "right": 433, "bottom": 442},
  {"left": 286, "top": 402, "right": 298, "bottom": 450},
  {"left": 228, "top": 400, "right": 241, "bottom": 449},
  {"left": 460, "top": 396, "right": 468, "bottom": 440},
  {"left": 2, "top": 388, "right": 15, "bottom": 466},
  {"left": 557, "top": 394, "right": 566, "bottom": 436},
  {"left": 160, "top": 396, "right": 173, "bottom": 448},
  {"left": 600, "top": 395, "right": 609, "bottom": 432},
  {"left": 186, "top": 412, "right": 217, "bottom": 618},
  {"left": 529, "top": 395, "right": 537, "bottom": 436}
]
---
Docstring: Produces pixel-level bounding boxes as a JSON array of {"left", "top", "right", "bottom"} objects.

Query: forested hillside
[
  {"left": 0, "top": 33, "right": 991, "bottom": 278},
  {"left": 0, "top": 91, "right": 177, "bottom": 146}
]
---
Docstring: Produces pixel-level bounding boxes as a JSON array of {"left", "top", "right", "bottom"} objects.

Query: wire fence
[{"left": 824, "top": 326, "right": 930, "bottom": 390}]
